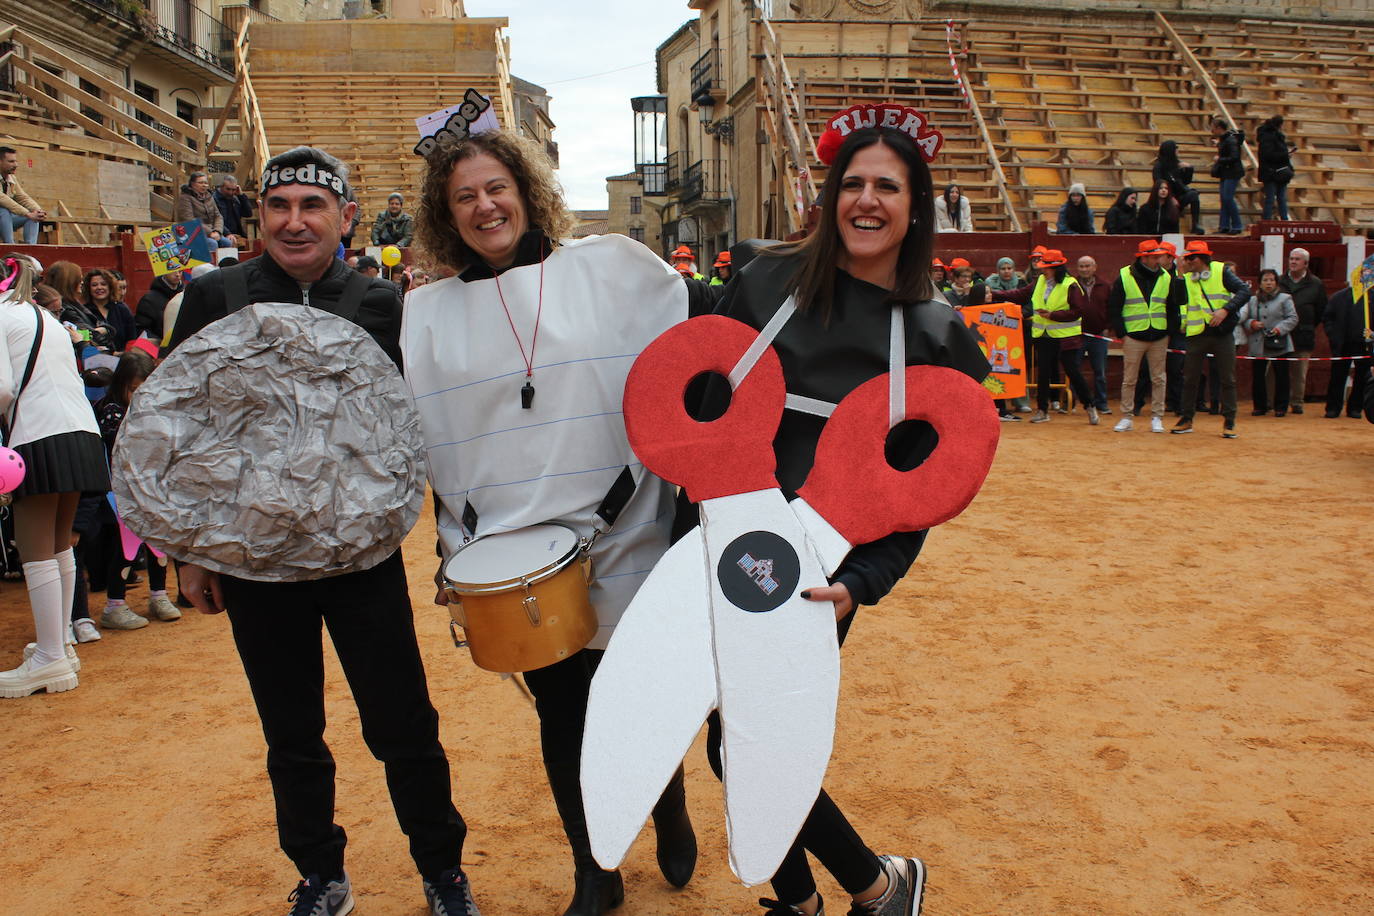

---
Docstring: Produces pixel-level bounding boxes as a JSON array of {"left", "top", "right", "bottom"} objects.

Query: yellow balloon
[{"left": 381, "top": 245, "right": 402, "bottom": 267}]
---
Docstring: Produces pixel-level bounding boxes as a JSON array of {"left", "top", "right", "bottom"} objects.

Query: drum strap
[
  {"left": 595, "top": 465, "right": 637, "bottom": 528},
  {"left": 460, "top": 465, "right": 637, "bottom": 542}
]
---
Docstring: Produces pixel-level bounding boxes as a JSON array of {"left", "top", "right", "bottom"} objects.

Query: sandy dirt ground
[{"left": 3, "top": 407, "right": 1373, "bottom": 916}]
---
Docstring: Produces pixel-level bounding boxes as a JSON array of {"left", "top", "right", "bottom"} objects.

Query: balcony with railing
[
  {"left": 77, "top": 0, "right": 234, "bottom": 81},
  {"left": 690, "top": 47, "right": 722, "bottom": 107},
  {"left": 681, "top": 158, "right": 726, "bottom": 206}
]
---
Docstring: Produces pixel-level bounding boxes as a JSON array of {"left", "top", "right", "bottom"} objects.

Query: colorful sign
[
  {"left": 141, "top": 221, "right": 212, "bottom": 277},
  {"left": 1350, "top": 253, "right": 1374, "bottom": 340},
  {"left": 959, "top": 303, "right": 1027, "bottom": 398}
]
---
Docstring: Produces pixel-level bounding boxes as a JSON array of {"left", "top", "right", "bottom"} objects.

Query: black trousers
[
  {"left": 222, "top": 551, "right": 465, "bottom": 881},
  {"left": 1326, "top": 351, "right": 1371, "bottom": 416},
  {"left": 1252, "top": 357, "right": 1290, "bottom": 413},
  {"left": 705, "top": 611, "right": 882, "bottom": 907},
  {"left": 1180, "top": 330, "right": 1238, "bottom": 422},
  {"left": 1034, "top": 338, "right": 1092, "bottom": 411},
  {"left": 522, "top": 648, "right": 602, "bottom": 769}
]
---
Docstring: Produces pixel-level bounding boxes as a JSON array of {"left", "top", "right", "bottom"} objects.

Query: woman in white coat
[{"left": 933, "top": 182, "right": 972, "bottom": 232}]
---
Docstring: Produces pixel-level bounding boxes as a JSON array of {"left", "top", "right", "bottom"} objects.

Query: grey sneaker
[
  {"left": 423, "top": 867, "right": 480, "bottom": 915},
  {"left": 101, "top": 603, "right": 148, "bottom": 630},
  {"left": 848, "top": 855, "right": 926, "bottom": 916},
  {"left": 1087, "top": 405, "right": 1100, "bottom": 425},
  {"left": 286, "top": 874, "right": 353, "bottom": 916},
  {"left": 24, "top": 642, "right": 81, "bottom": 673},
  {"left": 148, "top": 595, "right": 182, "bottom": 621},
  {"left": 1029, "top": 410, "right": 1050, "bottom": 423}
]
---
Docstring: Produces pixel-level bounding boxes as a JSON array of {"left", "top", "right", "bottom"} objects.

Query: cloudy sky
[{"left": 464, "top": 0, "right": 698, "bottom": 211}]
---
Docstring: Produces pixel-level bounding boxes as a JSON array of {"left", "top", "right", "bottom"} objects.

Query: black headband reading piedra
[{"left": 259, "top": 161, "right": 351, "bottom": 200}]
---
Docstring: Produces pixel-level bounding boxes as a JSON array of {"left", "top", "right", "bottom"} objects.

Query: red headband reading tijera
[{"left": 816, "top": 104, "right": 945, "bottom": 166}]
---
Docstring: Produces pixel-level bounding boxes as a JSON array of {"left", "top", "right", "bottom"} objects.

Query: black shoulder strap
[
  {"left": 223, "top": 265, "right": 250, "bottom": 315},
  {"left": 7, "top": 305, "right": 45, "bottom": 439},
  {"left": 332, "top": 269, "right": 371, "bottom": 323}
]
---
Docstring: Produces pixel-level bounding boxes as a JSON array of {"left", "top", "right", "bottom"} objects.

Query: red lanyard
[{"left": 491, "top": 241, "right": 545, "bottom": 409}]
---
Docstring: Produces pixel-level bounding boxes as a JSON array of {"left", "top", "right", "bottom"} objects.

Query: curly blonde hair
[{"left": 414, "top": 129, "right": 573, "bottom": 273}]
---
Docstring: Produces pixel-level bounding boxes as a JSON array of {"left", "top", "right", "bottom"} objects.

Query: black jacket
[
  {"left": 1135, "top": 198, "right": 1180, "bottom": 235},
  {"left": 1153, "top": 144, "right": 1195, "bottom": 200},
  {"left": 1279, "top": 271, "right": 1328, "bottom": 351},
  {"left": 1321, "top": 286, "right": 1366, "bottom": 356},
  {"left": 134, "top": 275, "right": 182, "bottom": 339},
  {"left": 1103, "top": 188, "right": 1138, "bottom": 235},
  {"left": 213, "top": 189, "right": 255, "bottom": 237},
  {"left": 1256, "top": 123, "right": 1292, "bottom": 184},
  {"left": 169, "top": 252, "right": 403, "bottom": 370},
  {"left": 1213, "top": 129, "right": 1246, "bottom": 181},
  {"left": 679, "top": 249, "right": 989, "bottom": 610}
]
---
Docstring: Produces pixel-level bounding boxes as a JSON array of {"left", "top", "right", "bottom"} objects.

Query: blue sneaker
[
  {"left": 423, "top": 867, "right": 480, "bottom": 915},
  {"left": 286, "top": 874, "right": 353, "bottom": 916}
]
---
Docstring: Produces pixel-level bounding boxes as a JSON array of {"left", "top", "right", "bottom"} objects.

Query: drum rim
[{"left": 444, "top": 523, "right": 584, "bottom": 595}]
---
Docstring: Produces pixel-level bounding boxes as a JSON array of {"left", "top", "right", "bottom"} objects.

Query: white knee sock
[
  {"left": 23, "top": 559, "right": 66, "bottom": 666},
  {"left": 56, "top": 548, "right": 77, "bottom": 640}
]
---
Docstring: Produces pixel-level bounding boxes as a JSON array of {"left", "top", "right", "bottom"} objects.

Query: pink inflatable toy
[{"left": 0, "top": 447, "right": 26, "bottom": 494}]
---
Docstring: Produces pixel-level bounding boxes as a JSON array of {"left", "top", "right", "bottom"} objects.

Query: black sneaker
[
  {"left": 1171, "top": 420, "right": 1194, "bottom": 434},
  {"left": 286, "top": 874, "right": 353, "bottom": 916},
  {"left": 423, "top": 867, "right": 480, "bottom": 915},
  {"left": 1222, "top": 421, "right": 1239, "bottom": 439}
]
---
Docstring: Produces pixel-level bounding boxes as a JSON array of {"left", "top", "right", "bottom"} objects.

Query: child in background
[{"left": 95, "top": 349, "right": 179, "bottom": 629}]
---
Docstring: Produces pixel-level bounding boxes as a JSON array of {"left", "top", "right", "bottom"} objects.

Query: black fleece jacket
[{"left": 169, "top": 251, "right": 403, "bottom": 370}]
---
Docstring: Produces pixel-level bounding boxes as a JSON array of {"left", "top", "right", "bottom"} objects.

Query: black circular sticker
[{"left": 716, "top": 531, "right": 801, "bottom": 613}]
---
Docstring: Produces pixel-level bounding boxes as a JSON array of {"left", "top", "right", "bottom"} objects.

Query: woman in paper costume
[
  {"left": 683, "top": 106, "right": 990, "bottom": 916},
  {"left": 404, "top": 129, "right": 697, "bottom": 916}
]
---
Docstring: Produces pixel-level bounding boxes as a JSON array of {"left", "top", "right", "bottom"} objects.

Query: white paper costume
[{"left": 401, "top": 233, "right": 688, "bottom": 648}]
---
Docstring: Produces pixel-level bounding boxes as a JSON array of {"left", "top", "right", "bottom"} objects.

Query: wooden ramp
[{"left": 246, "top": 18, "right": 514, "bottom": 224}]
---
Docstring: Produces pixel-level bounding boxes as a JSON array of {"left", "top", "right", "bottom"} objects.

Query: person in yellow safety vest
[
  {"left": 669, "top": 244, "right": 704, "bottom": 281},
  {"left": 1108, "top": 239, "right": 1182, "bottom": 433},
  {"left": 710, "top": 251, "right": 731, "bottom": 287},
  {"left": 988, "top": 248, "right": 1098, "bottom": 424},
  {"left": 1171, "top": 239, "right": 1252, "bottom": 438}
]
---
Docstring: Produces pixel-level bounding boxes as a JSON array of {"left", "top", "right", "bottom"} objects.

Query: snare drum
[{"left": 443, "top": 524, "right": 597, "bottom": 672}]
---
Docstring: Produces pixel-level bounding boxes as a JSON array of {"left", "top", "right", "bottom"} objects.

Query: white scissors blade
[
  {"left": 700, "top": 492, "right": 842, "bottom": 886},
  {"left": 582, "top": 528, "right": 717, "bottom": 871}
]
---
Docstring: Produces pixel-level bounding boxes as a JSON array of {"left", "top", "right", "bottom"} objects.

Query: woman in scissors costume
[
  {"left": 403, "top": 129, "right": 697, "bottom": 916},
  {"left": 686, "top": 107, "right": 991, "bottom": 916}
]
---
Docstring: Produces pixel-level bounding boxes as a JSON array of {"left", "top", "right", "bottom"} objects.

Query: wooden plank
[{"left": 6, "top": 27, "right": 203, "bottom": 147}]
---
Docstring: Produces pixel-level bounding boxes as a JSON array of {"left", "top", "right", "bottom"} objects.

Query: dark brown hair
[
  {"left": 414, "top": 129, "right": 572, "bottom": 273},
  {"left": 82, "top": 267, "right": 118, "bottom": 307},
  {"left": 109, "top": 348, "right": 155, "bottom": 406},
  {"left": 773, "top": 128, "right": 935, "bottom": 321}
]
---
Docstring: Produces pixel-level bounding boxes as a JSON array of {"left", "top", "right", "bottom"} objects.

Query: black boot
[
  {"left": 546, "top": 758, "right": 625, "bottom": 916},
  {"left": 651, "top": 764, "right": 697, "bottom": 888}
]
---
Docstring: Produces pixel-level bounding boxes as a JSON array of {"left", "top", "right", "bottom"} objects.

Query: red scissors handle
[
  {"left": 623, "top": 316, "right": 784, "bottom": 502},
  {"left": 797, "top": 364, "right": 999, "bottom": 546}
]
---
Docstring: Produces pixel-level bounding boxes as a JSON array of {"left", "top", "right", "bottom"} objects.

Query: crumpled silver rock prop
[{"left": 113, "top": 303, "right": 425, "bottom": 582}]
